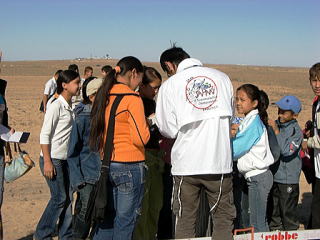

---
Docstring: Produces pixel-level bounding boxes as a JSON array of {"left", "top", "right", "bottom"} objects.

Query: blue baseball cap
[{"left": 275, "top": 95, "right": 301, "bottom": 114}]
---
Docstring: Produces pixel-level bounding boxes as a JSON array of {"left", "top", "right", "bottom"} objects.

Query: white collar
[
  {"left": 58, "top": 95, "right": 72, "bottom": 110},
  {"left": 177, "top": 58, "right": 203, "bottom": 73},
  {"left": 244, "top": 109, "right": 259, "bottom": 119}
]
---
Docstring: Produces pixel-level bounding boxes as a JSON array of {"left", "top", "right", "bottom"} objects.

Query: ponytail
[
  {"left": 258, "top": 90, "right": 269, "bottom": 127},
  {"left": 89, "top": 56, "right": 144, "bottom": 151},
  {"left": 89, "top": 69, "right": 117, "bottom": 150}
]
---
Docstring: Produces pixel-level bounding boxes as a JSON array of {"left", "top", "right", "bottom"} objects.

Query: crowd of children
[{"left": 1, "top": 49, "right": 319, "bottom": 239}]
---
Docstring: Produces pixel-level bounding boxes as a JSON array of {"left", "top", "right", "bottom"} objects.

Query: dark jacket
[
  {"left": 0, "top": 79, "right": 8, "bottom": 156},
  {"left": 273, "top": 119, "right": 303, "bottom": 184},
  {"left": 67, "top": 103, "right": 101, "bottom": 190},
  {"left": 142, "top": 97, "right": 161, "bottom": 150}
]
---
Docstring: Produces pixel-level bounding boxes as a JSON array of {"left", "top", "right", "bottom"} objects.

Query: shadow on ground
[{"left": 16, "top": 233, "right": 33, "bottom": 240}]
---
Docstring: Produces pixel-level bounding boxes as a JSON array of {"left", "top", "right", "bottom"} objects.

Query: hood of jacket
[{"left": 74, "top": 102, "right": 92, "bottom": 116}]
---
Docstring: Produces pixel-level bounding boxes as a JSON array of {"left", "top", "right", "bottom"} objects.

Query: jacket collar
[
  {"left": 110, "top": 83, "right": 139, "bottom": 96},
  {"left": 177, "top": 58, "right": 203, "bottom": 73},
  {"left": 58, "top": 95, "right": 72, "bottom": 111},
  {"left": 74, "top": 102, "right": 92, "bottom": 115},
  {"left": 276, "top": 119, "right": 297, "bottom": 128},
  {"left": 244, "top": 109, "right": 259, "bottom": 119}
]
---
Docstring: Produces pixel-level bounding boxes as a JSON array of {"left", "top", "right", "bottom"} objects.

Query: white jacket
[
  {"left": 232, "top": 109, "right": 274, "bottom": 179},
  {"left": 156, "top": 58, "right": 234, "bottom": 175},
  {"left": 40, "top": 95, "right": 75, "bottom": 160}
]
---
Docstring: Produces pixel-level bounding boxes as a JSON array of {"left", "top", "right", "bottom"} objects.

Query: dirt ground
[{"left": 0, "top": 59, "right": 314, "bottom": 239}]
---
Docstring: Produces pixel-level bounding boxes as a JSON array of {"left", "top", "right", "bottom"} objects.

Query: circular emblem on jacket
[
  {"left": 185, "top": 76, "right": 218, "bottom": 109},
  {"left": 287, "top": 186, "right": 293, "bottom": 193}
]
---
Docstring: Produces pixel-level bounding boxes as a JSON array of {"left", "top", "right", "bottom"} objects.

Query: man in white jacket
[{"left": 156, "top": 46, "right": 235, "bottom": 240}]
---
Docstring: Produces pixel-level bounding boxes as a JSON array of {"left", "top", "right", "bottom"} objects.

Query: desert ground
[{"left": 0, "top": 59, "right": 314, "bottom": 239}]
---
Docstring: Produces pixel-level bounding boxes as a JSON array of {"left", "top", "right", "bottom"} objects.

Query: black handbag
[
  {"left": 39, "top": 92, "right": 55, "bottom": 112},
  {"left": 85, "top": 94, "right": 124, "bottom": 223}
]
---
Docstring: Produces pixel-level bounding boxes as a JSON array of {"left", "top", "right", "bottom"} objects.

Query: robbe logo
[{"left": 185, "top": 76, "right": 218, "bottom": 109}]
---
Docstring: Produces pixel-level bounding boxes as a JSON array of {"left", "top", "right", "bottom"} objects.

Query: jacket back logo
[{"left": 185, "top": 76, "right": 218, "bottom": 109}]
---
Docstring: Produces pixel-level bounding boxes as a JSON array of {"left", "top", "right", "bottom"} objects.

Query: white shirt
[
  {"left": 40, "top": 95, "right": 75, "bottom": 160},
  {"left": 156, "top": 58, "right": 234, "bottom": 175},
  {"left": 43, "top": 77, "right": 57, "bottom": 96},
  {"left": 314, "top": 102, "right": 320, "bottom": 179}
]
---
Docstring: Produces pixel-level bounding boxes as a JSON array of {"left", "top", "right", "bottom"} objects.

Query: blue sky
[{"left": 1, "top": 0, "right": 319, "bottom": 67}]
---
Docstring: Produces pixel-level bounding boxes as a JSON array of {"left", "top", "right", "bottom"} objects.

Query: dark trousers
[
  {"left": 269, "top": 182, "right": 300, "bottom": 231},
  {"left": 311, "top": 178, "right": 320, "bottom": 229},
  {"left": 233, "top": 170, "right": 249, "bottom": 229},
  {"left": 157, "top": 163, "right": 174, "bottom": 239}
]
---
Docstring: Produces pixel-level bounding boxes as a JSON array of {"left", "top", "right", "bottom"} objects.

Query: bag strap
[
  {"left": 5, "top": 142, "right": 12, "bottom": 160},
  {"left": 101, "top": 95, "right": 125, "bottom": 171}
]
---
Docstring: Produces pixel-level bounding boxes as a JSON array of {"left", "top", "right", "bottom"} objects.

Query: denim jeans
[
  {"left": 34, "top": 157, "right": 73, "bottom": 240},
  {"left": 93, "top": 161, "right": 145, "bottom": 240},
  {"left": 73, "top": 183, "right": 94, "bottom": 239},
  {"left": 247, "top": 170, "right": 273, "bottom": 232}
]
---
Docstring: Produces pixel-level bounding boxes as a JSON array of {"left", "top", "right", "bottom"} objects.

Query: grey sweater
[{"left": 273, "top": 119, "right": 303, "bottom": 184}]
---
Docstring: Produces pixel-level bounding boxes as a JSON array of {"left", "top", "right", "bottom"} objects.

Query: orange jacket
[{"left": 104, "top": 83, "right": 150, "bottom": 162}]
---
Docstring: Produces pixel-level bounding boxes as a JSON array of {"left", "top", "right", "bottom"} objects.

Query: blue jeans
[
  {"left": 73, "top": 183, "right": 94, "bottom": 239},
  {"left": 247, "top": 170, "right": 273, "bottom": 232},
  {"left": 34, "top": 157, "right": 73, "bottom": 240},
  {"left": 0, "top": 155, "right": 4, "bottom": 208},
  {"left": 93, "top": 162, "right": 146, "bottom": 240}
]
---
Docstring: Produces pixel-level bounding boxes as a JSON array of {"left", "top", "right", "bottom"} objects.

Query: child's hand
[
  {"left": 268, "top": 120, "right": 279, "bottom": 135},
  {"left": 9, "top": 128, "right": 15, "bottom": 134},
  {"left": 231, "top": 123, "right": 239, "bottom": 138},
  {"left": 147, "top": 113, "right": 156, "bottom": 126},
  {"left": 44, "top": 160, "right": 56, "bottom": 179},
  {"left": 302, "top": 140, "right": 308, "bottom": 152},
  {"left": 304, "top": 129, "right": 311, "bottom": 138}
]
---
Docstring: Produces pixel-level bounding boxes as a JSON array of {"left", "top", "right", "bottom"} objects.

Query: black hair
[
  {"left": 0, "top": 79, "right": 7, "bottom": 96},
  {"left": 54, "top": 69, "right": 63, "bottom": 76},
  {"left": 237, "top": 84, "right": 269, "bottom": 127},
  {"left": 82, "top": 76, "right": 96, "bottom": 104},
  {"left": 160, "top": 45, "right": 190, "bottom": 72},
  {"left": 89, "top": 56, "right": 144, "bottom": 151},
  {"left": 309, "top": 63, "right": 320, "bottom": 81},
  {"left": 68, "top": 64, "right": 79, "bottom": 73},
  {"left": 101, "top": 65, "right": 112, "bottom": 74},
  {"left": 56, "top": 70, "right": 80, "bottom": 94},
  {"left": 142, "top": 66, "right": 162, "bottom": 85}
]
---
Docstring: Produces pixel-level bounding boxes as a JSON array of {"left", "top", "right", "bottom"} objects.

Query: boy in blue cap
[{"left": 268, "top": 95, "right": 303, "bottom": 230}]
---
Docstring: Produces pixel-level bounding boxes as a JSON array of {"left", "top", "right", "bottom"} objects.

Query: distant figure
[
  {"left": 34, "top": 70, "right": 81, "bottom": 240},
  {"left": 156, "top": 46, "right": 235, "bottom": 240},
  {"left": 68, "top": 64, "right": 79, "bottom": 73},
  {"left": 40, "top": 70, "right": 62, "bottom": 113},
  {"left": 268, "top": 95, "right": 303, "bottom": 231},
  {"left": 101, "top": 65, "right": 112, "bottom": 78},
  {"left": 82, "top": 66, "right": 93, "bottom": 82}
]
